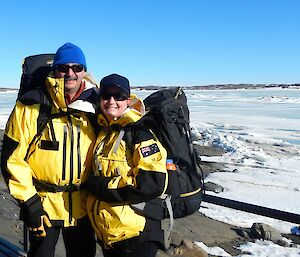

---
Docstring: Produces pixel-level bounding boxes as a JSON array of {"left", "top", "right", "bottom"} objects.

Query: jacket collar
[{"left": 97, "top": 108, "right": 142, "bottom": 128}]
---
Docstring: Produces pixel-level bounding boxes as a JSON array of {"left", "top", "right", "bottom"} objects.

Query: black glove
[
  {"left": 21, "top": 194, "right": 52, "bottom": 237},
  {"left": 28, "top": 215, "right": 52, "bottom": 237}
]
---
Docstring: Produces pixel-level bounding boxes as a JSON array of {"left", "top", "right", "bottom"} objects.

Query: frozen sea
[{"left": 0, "top": 88, "right": 300, "bottom": 256}]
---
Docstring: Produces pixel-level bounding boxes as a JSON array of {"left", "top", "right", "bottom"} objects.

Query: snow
[
  {"left": 195, "top": 240, "right": 300, "bottom": 257},
  {"left": 187, "top": 89, "right": 300, "bottom": 256},
  {"left": 237, "top": 240, "right": 300, "bottom": 257}
]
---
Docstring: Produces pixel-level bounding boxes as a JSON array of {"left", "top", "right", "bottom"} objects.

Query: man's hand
[{"left": 28, "top": 215, "right": 52, "bottom": 237}]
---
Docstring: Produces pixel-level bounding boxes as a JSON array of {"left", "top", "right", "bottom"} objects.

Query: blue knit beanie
[{"left": 53, "top": 42, "right": 87, "bottom": 70}]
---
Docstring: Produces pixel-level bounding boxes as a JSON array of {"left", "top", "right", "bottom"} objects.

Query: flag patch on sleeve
[{"left": 140, "top": 143, "right": 160, "bottom": 157}]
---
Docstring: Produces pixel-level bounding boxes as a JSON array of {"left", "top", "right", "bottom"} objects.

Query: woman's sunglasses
[
  {"left": 56, "top": 64, "right": 85, "bottom": 73},
  {"left": 101, "top": 92, "right": 129, "bottom": 101}
]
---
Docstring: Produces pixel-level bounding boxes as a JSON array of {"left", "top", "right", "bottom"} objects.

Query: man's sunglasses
[
  {"left": 56, "top": 64, "right": 85, "bottom": 73},
  {"left": 101, "top": 92, "right": 129, "bottom": 101}
]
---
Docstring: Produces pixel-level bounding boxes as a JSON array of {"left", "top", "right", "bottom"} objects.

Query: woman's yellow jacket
[
  {"left": 86, "top": 98, "right": 168, "bottom": 247},
  {"left": 1, "top": 74, "right": 97, "bottom": 227}
]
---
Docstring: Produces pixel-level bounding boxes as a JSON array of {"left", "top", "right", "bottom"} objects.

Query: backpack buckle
[{"left": 169, "top": 116, "right": 176, "bottom": 122}]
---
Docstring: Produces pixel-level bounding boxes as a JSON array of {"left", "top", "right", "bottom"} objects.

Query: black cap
[{"left": 100, "top": 73, "right": 130, "bottom": 95}]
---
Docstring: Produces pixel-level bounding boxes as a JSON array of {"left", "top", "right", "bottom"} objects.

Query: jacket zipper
[
  {"left": 67, "top": 115, "right": 74, "bottom": 224},
  {"left": 76, "top": 124, "right": 81, "bottom": 180},
  {"left": 62, "top": 126, "right": 67, "bottom": 180}
]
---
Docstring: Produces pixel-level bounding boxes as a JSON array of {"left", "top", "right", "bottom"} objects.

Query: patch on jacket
[{"left": 140, "top": 143, "right": 160, "bottom": 157}]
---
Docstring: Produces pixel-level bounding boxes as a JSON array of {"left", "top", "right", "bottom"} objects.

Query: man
[
  {"left": 84, "top": 74, "right": 168, "bottom": 257},
  {"left": 1, "top": 43, "right": 97, "bottom": 257}
]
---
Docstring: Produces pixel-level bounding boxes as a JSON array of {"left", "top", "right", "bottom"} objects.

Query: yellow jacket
[
  {"left": 86, "top": 96, "right": 168, "bottom": 247},
  {"left": 1, "top": 73, "right": 97, "bottom": 227}
]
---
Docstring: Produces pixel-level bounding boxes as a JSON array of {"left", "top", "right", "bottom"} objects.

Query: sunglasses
[
  {"left": 101, "top": 92, "right": 129, "bottom": 101},
  {"left": 56, "top": 64, "right": 85, "bottom": 73}
]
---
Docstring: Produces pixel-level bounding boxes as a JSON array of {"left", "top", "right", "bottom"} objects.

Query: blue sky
[{"left": 1, "top": 0, "right": 299, "bottom": 88}]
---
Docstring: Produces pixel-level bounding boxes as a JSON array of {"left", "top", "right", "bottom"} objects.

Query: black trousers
[
  {"left": 102, "top": 237, "right": 159, "bottom": 257},
  {"left": 27, "top": 216, "right": 96, "bottom": 257}
]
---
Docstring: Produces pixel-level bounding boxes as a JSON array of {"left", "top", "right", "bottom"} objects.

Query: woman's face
[{"left": 100, "top": 85, "right": 130, "bottom": 121}]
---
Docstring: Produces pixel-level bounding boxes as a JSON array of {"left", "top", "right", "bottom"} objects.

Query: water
[{"left": 0, "top": 90, "right": 17, "bottom": 129}]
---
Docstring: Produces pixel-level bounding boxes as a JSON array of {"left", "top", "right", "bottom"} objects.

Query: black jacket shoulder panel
[{"left": 1, "top": 135, "right": 19, "bottom": 185}]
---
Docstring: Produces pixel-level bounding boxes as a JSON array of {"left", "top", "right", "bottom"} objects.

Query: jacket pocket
[{"left": 40, "top": 140, "right": 59, "bottom": 150}]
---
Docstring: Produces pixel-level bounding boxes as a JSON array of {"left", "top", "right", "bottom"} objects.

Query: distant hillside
[
  {"left": 132, "top": 83, "right": 300, "bottom": 91},
  {"left": 0, "top": 88, "right": 18, "bottom": 92}
]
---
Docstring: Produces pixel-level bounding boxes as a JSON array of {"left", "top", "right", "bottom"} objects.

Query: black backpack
[
  {"left": 18, "top": 54, "right": 55, "bottom": 99},
  {"left": 125, "top": 87, "right": 204, "bottom": 228},
  {"left": 17, "top": 54, "right": 55, "bottom": 134}
]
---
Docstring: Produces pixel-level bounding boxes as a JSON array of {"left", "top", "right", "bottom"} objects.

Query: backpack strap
[
  {"left": 36, "top": 91, "right": 58, "bottom": 143},
  {"left": 33, "top": 178, "right": 80, "bottom": 193},
  {"left": 162, "top": 194, "right": 174, "bottom": 232},
  {"left": 94, "top": 140, "right": 104, "bottom": 175},
  {"left": 37, "top": 91, "right": 52, "bottom": 134},
  {"left": 123, "top": 125, "right": 134, "bottom": 154},
  {"left": 113, "top": 129, "right": 125, "bottom": 154}
]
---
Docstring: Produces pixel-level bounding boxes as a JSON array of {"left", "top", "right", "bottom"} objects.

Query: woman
[{"left": 84, "top": 73, "right": 168, "bottom": 257}]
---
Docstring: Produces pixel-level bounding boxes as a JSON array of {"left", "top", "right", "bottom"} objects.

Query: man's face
[
  {"left": 53, "top": 63, "right": 86, "bottom": 94},
  {"left": 100, "top": 85, "right": 130, "bottom": 121}
]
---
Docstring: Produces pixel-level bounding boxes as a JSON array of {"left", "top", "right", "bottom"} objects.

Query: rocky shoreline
[{"left": 0, "top": 129, "right": 299, "bottom": 257}]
